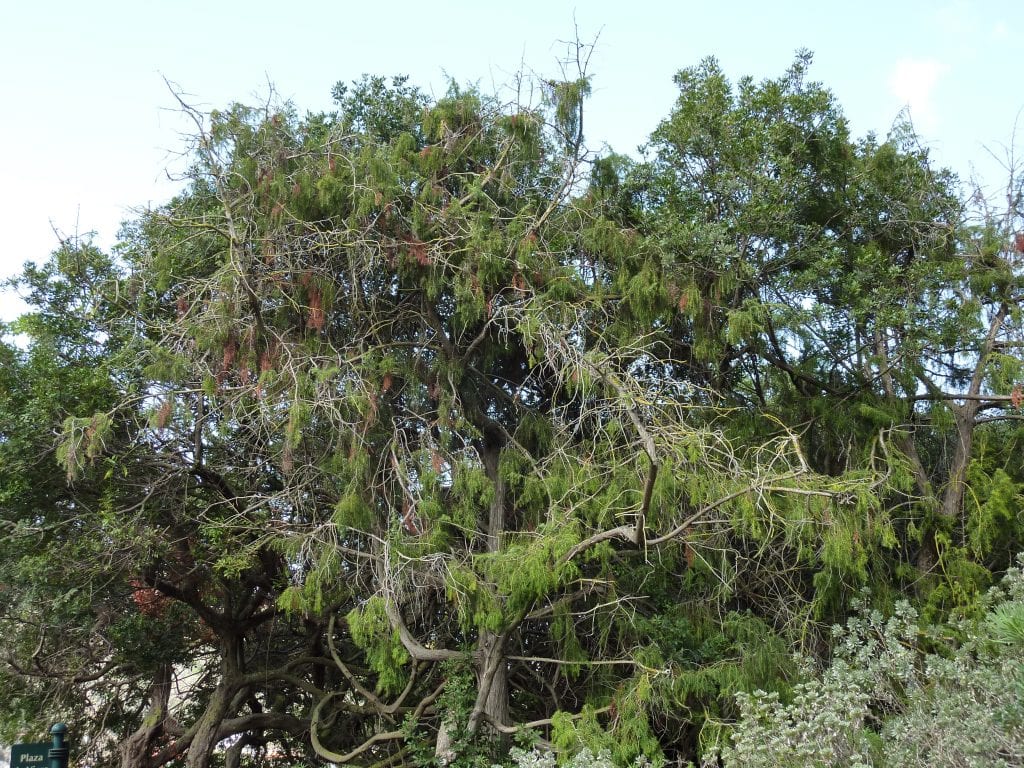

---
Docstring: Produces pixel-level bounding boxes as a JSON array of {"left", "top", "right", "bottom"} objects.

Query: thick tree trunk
[
  {"left": 434, "top": 718, "right": 455, "bottom": 762},
  {"left": 922, "top": 303, "right": 1009, "bottom": 570},
  {"left": 119, "top": 664, "right": 173, "bottom": 768},
  {"left": 941, "top": 406, "right": 978, "bottom": 524},
  {"left": 472, "top": 630, "right": 509, "bottom": 731},
  {"left": 480, "top": 442, "right": 506, "bottom": 554},
  {"left": 185, "top": 681, "right": 234, "bottom": 768},
  {"left": 185, "top": 635, "right": 243, "bottom": 768},
  {"left": 917, "top": 404, "right": 978, "bottom": 572},
  {"left": 436, "top": 440, "right": 510, "bottom": 762},
  {"left": 471, "top": 443, "right": 510, "bottom": 736}
]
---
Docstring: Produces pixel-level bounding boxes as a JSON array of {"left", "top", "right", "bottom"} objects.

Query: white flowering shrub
[
  {"left": 498, "top": 747, "right": 558, "bottom": 768},
  {"left": 714, "top": 557, "right": 1024, "bottom": 768},
  {"left": 881, "top": 653, "right": 1024, "bottom": 767},
  {"left": 720, "top": 675, "right": 873, "bottom": 767},
  {"left": 717, "top": 599, "right": 918, "bottom": 768},
  {"left": 500, "top": 747, "right": 651, "bottom": 768}
]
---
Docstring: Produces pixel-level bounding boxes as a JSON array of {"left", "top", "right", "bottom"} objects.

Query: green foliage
[
  {"left": 549, "top": 682, "right": 661, "bottom": 766},
  {"left": 986, "top": 601, "right": 1024, "bottom": 647},
  {"left": 921, "top": 543, "right": 994, "bottom": 622},
  {"left": 406, "top": 660, "right": 501, "bottom": 768},
  {"left": 56, "top": 412, "right": 113, "bottom": 481},
  {"left": 479, "top": 521, "right": 582, "bottom": 618},
  {"left": 5, "top": 47, "right": 1024, "bottom": 768},
  {"left": 966, "top": 457, "right": 1024, "bottom": 564},
  {"left": 347, "top": 597, "right": 411, "bottom": 695},
  {"left": 449, "top": 464, "right": 496, "bottom": 531},
  {"left": 446, "top": 562, "right": 504, "bottom": 633},
  {"left": 333, "top": 488, "right": 374, "bottom": 532}
]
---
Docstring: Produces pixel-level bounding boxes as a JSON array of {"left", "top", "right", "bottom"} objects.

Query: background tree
[{"left": 634, "top": 52, "right": 1024, "bottom": 619}]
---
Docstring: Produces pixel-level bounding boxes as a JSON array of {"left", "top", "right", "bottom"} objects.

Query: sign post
[
  {"left": 11, "top": 725, "right": 68, "bottom": 768},
  {"left": 48, "top": 724, "right": 68, "bottom": 768}
]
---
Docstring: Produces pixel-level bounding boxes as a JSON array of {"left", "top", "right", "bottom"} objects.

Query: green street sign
[
  {"left": 11, "top": 726, "right": 68, "bottom": 768},
  {"left": 10, "top": 743, "right": 49, "bottom": 767}
]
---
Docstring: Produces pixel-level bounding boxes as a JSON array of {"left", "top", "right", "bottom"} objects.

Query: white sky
[{"left": 1, "top": 0, "right": 1022, "bottom": 320}]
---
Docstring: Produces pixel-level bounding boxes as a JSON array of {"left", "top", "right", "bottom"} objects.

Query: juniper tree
[
  {"left": 34, "top": 57, "right": 871, "bottom": 767},
  {"left": 7, "top": 53, "right": 1023, "bottom": 768}
]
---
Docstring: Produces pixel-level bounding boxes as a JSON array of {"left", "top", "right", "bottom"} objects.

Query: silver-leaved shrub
[
  {"left": 714, "top": 556, "right": 1024, "bottom": 768},
  {"left": 501, "top": 747, "right": 651, "bottom": 768}
]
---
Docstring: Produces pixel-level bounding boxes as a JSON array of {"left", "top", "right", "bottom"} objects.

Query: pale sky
[{"left": 1, "top": 0, "right": 1022, "bottom": 320}]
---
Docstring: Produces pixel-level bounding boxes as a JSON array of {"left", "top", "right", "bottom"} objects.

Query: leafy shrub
[
  {"left": 500, "top": 747, "right": 651, "bottom": 768},
  {"left": 712, "top": 556, "right": 1024, "bottom": 768}
]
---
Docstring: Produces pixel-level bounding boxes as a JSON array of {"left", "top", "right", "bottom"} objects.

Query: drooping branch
[
  {"left": 309, "top": 679, "right": 444, "bottom": 764},
  {"left": 382, "top": 586, "right": 464, "bottom": 662},
  {"left": 326, "top": 612, "right": 421, "bottom": 720},
  {"left": 480, "top": 703, "right": 612, "bottom": 735}
]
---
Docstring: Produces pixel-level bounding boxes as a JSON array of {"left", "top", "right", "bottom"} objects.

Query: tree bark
[
  {"left": 435, "top": 439, "right": 510, "bottom": 762},
  {"left": 916, "top": 304, "right": 1007, "bottom": 571},
  {"left": 472, "top": 443, "right": 510, "bottom": 735},
  {"left": 184, "top": 635, "right": 244, "bottom": 768},
  {"left": 119, "top": 664, "right": 174, "bottom": 768},
  {"left": 470, "top": 630, "right": 509, "bottom": 733}
]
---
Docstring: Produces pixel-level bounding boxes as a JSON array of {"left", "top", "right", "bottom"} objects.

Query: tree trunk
[
  {"left": 436, "top": 440, "right": 510, "bottom": 762},
  {"left": 471, "top": 630, "right": 509, "bottom": 732},
  {"left": 916, "top": 404, "right": 977, "bottom": 571},
  {"left": 940, "top": 405, "right": 977, "bottom": 524},
  {"left": 185, "top": 635, "right": 243, "bottom": 768},
  {"left": 119, "top": 664, "right": 173, "bottom": 768},
  {"left": 921, "top": 304, "right": 1009, "bottom": 570},
  {"left": 185, "top": 681, "right": 234, "bottom": 768},
  {"left": 471, "top": 443, "right": 510, "bottom": 735}
]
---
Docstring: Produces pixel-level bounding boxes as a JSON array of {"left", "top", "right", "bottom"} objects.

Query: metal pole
[{"left": 48, "top": 724, "right": 68, "bottom": 768}]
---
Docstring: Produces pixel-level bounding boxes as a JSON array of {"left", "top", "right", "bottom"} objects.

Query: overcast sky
[{"left": 2, "top": 0, "right": 1022, "bottom": 320}]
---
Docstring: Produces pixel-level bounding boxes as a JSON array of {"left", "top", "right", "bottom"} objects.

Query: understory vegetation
[{"left": 2, "top": 44, "right": 1024, "bottom": 767}]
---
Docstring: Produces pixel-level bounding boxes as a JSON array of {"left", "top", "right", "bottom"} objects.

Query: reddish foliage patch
[
  {"left": 307, "top": 286, "right": 325, "bottom": 331},
  {"left": 129, "top": 579, "right": 168, "bottom": 618},
  {"left": 218, "top": 337, "right": 238, "bottom": 384},
  {"left": 155, "top": 399, "right": 172, "bottom": 430}
]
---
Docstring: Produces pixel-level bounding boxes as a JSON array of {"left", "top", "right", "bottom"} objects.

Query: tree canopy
[{"left": 2, "top": 50, "right": 1024, "bottom": 768}]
